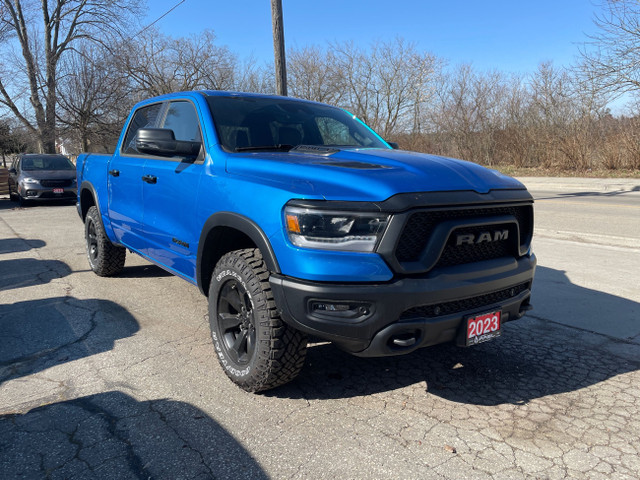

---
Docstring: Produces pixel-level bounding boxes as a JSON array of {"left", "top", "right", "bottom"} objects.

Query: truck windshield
[{"left": 206, "top": 95, "right": 389, "bottom": 153}]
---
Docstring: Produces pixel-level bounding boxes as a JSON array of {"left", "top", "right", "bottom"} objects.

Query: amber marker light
[{"left": 286, "top": 214, "right": 301, "bottom": 233}]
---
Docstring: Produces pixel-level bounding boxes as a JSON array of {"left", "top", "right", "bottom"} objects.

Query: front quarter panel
[
  {"left": 268, "top": 227, "right": 394, "bottom": 282},
  {"left": 77, "top": 153, "right": 119, "bottom": 244},
  {"left": 195, "top": 152, "right": 395, "bottom": 282}
]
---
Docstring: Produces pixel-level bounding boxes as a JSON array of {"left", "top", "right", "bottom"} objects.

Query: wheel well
[
  {"left": 80, "top": 188, "right": 96, "bottom": 221},
  {"left": 200, "top": 226, "right": 258, "bottom": 296}
]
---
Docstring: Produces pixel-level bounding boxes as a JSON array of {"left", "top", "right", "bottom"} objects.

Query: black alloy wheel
[
  {"left": 216, "top": 278, "right": 256, "bottom": 366},
  {"left": 86, "top": 216, "right": 100, "bottom": 265}
]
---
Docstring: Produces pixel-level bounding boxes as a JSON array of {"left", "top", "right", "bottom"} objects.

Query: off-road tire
[
  {"left": 208, "top": 248, "right": 308, "bottom": 392},
  {"left": 85, "top": 206, "right": 126, "bottom": 276}
]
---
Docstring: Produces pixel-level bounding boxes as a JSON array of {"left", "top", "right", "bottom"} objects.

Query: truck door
[
  {"left": 140, "top": 99, "right": 204, "bottom": 280},
  {"left": 107, "top": 102, "right": 165, "bottom": 252}
]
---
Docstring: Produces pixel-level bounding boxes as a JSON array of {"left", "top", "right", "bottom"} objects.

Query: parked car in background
[{"left": 8, "top": 153, "right": 77, "bottom": 204}]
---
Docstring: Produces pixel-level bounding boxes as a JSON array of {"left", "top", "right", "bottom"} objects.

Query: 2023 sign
[{"left": 467, "top": 311, "right": 501, "bottom": 345}]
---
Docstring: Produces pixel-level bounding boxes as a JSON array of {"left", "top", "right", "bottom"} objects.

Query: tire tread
[
  {"left": 210, "top": 248, "right": 307, "bottom": 392},
  {"left": 85, "top": 206, "right": 126, "bottom": 277}
]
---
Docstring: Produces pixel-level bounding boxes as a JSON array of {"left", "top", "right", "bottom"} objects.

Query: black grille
[
  {"left": 400, "top": 282, "right": 530, "bottom": 320},
  {"left": 41, "top": 179, "right": 73, "bottom": 188},
  {"left": 435, "top": 223, "right": 516, "bottom": 268},
  {"left": 395, "top": 205, "right": 532, "bottom": 264}
]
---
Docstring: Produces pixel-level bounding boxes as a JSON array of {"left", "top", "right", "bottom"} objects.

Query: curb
[{"left": 516, "top": 177, "right": 640, "bottom": 193}]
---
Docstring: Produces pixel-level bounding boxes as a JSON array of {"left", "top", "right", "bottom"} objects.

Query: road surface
[{"left": 1, "top": 180, "right": 639, "bottom": 479}]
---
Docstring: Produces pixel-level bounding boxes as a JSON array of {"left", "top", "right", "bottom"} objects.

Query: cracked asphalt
[{"left": 1, "top": 189, "right": 639, "bottom": 479}]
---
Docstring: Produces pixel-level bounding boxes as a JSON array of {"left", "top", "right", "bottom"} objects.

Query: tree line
[{"left": 1, "top": 0, "right": 639, "bottom": 171}]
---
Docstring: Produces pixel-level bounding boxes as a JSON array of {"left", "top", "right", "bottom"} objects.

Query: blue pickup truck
[{"left": 77, "top": 91, "right": 536, "bottom": 392}]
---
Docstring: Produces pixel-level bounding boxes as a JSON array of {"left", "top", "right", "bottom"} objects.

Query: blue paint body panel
[{"left": 76, "top": 90, "right": 527, "bottom": 284}]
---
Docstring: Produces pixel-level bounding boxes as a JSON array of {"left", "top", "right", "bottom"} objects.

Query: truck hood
[{"left": 225, "top": 147, "right": 526, "bottom": 201}]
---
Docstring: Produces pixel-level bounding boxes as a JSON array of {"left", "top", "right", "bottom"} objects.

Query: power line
[{"left": 131, "top": 0, "right": 187, "bottom": 40}]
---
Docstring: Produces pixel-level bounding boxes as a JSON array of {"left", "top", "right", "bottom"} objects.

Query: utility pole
[{"left": 271, "top": 0, "right": 288, "bottom": 96}]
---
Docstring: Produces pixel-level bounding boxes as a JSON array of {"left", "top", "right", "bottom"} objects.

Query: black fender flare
[
  {"left": 79, "top": 181, "right": 101, "bottom": 221},
  {"left": 196, "top": 212, "right": 280, "bottom": 294}
]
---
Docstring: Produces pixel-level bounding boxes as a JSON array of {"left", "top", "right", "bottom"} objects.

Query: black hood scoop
[
  {"left": 317, "top": 160, "right": 391, "bottom": 170},
  {"left": 289, "top": 145, "right": 390, "bottom": 169},
  {"left": 290, "top": 145, "right": 340, "bottom": 156}
]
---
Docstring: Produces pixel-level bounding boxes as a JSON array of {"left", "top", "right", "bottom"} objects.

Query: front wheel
[
  {"left": 208, "top": 248, "right": 308, "bottom": 392},
  {"left": 85, "top": 206, "right": 126, "bottom": 276}
]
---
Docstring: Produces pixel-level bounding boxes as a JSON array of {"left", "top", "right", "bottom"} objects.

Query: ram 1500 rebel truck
[{"left": 77, "top": 91, "right": 536, "bottom": 392}]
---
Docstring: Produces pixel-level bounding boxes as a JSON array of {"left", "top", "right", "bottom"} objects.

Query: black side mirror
[
  {"left": 136, "top": 128, "right": 201, "bottom": 158},
  {"left": 387, "top": 141, "right": 400, "bottom": 150},
  {"left": 8, "top": 167, "right": 17, "bottom": 174}
]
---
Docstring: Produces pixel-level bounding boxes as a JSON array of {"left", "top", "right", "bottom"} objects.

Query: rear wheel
[
  {"left": 85, "top": 206, "right": 126, "bottom": 276},
  {"left": 208, "top": 248, "right": 307, "bottom": 392}
]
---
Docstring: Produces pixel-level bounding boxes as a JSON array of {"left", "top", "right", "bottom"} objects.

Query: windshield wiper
[{"left": 235, "top": 144, "right": 294, "bottom": 152}]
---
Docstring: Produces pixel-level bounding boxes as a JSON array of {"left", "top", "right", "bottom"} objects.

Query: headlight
[
  {"left": 284, "top": 206, "right": 389, "bottom": 252},
  {"left": 22, "top": 177, "right": 39, "bottom": 184}
]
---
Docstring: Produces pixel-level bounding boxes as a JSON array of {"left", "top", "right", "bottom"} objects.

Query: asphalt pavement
[
  {"left": 1, "top": 179, "right": 639, "bottom": 479},
  {"left": 521, "top": 177, "right": 640, "bottom": 343}
]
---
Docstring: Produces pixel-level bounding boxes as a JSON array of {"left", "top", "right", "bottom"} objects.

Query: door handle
[
  {"left": 142, "top": 175, "right": 157, "bottom": 184},
  {"left": 108, "top": 169, "right": 120, "bottom": 177}
]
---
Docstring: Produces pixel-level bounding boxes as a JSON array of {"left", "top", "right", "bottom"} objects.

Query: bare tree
[
  {"left": 529, "top": 62, "right": 609, "bottom": 169},
  {"left": 0, "top": 118, "right": 30, "bottom": 165},
  {"left": 491, "top": 74, "right": 533, "bottom": 167},
  {"left": 427, "top": 64, "right": 511, "bottom": 165},
  {"left": 121, "top": 28, "right": 242, "bottom": 96},
  {"left": 331, "top": 38, "right": 442, "bottom": 138},
  {"left": 233, "top": 59, "right": 274, "bottom": 94},
  {"left": 579, "top": 0, "right": 640, "bottom": 97},
  {"left": 57, "top": 45, "right": 133, "bottom": 152},
  {"left": 0, "top": 0, "right": 141, "bottom": 153},
  {"left": 288, "top": 46, "right": 343, "bottom": 104}
]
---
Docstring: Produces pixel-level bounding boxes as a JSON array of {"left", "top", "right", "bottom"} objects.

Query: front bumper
[
  {"left": 19, "top": 184, "right": 77, "bottom": 201},
  {"left": 270, "top": 254, "right": 536, "bottom": 356}
]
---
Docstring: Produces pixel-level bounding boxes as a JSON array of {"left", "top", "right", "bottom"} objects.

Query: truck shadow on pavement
[
  {"left": 0, "top": 238, "right": 46, "bottom": 254},
  {"left": 276, "top": 266, "right": 640, "bottom": 405},
  {"left": 119, "top": 263, "right": 174, "bottom": 278},
  {"left": 0, "top": 258, "right": 71, "bottom": 291},
  {"left": 0, "top": 391, "right": 268, "bottom": 479},
  {"left": 0, "top": 297, "right": 139, "bottom": 385}
]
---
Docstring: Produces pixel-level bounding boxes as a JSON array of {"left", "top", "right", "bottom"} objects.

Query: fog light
[
  {"left": 309, "top": 301, "right": 372, "bottom": 322},
  {"left": 313, "top": 303, "right": 348, "bottom": 312},
  {"left": 26, "top": 190, "right": 38, "bottom": 197}
]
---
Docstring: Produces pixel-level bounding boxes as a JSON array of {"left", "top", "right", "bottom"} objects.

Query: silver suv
[{"left": 8, "top": 154, "right": 77, "bottom": 204}]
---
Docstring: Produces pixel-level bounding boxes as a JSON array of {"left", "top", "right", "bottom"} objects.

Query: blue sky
[{"left": 144, "top": 0, "right": 600, "bottom": 74}]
